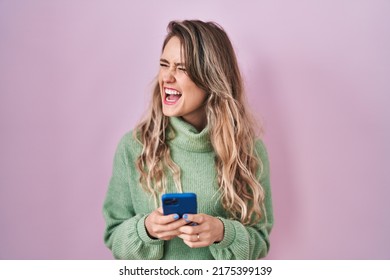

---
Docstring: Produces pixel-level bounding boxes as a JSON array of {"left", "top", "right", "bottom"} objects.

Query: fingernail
[
  {"left": 173, "top": 214, "right": 179, "bottom": 220},
  {"left": 183, "top": 214, "right": 190, "bottom": 222}
]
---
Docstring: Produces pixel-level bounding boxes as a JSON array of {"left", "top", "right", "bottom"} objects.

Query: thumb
[{"left": 183, "top": 213, "right": 204, "bottom": 224}]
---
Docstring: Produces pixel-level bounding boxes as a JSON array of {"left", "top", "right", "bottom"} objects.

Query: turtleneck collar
[{"left": 167, "top": 117, "right": 213, "bottom": 153}]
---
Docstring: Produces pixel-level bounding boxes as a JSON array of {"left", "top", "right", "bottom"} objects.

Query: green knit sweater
[{"left": 103, "top": 117, "right": 273, "bottom": 260}]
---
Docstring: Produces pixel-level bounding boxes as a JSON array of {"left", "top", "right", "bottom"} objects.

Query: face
[{"left": 159, "top": 36, "right": 207, "bottom": 131}]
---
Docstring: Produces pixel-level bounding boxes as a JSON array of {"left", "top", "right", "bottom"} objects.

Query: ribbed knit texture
[{"left": 103, "top": 117, "right": 273, "bottom": 260}]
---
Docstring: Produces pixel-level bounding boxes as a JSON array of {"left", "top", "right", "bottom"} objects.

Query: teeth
[{"left": 165, "top": 88, "right": 181, "bottom": 95}]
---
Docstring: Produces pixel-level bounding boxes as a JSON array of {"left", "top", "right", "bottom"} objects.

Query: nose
[{"left": 162, "top": 67, "right": 176, "bottom": 83}]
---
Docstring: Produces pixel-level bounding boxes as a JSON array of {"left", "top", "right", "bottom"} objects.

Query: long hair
[{"left": 134, "top": 20, "right": 265, "bottom": 225}]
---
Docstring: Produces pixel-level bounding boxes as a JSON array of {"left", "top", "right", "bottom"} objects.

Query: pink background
[{"left": 1, "top": 0, "right": 389, "bottom": 259}]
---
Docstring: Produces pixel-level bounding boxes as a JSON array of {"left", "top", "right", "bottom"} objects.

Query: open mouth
[{"left": 164, "top": 88, "right": 182, "bottom": 104}]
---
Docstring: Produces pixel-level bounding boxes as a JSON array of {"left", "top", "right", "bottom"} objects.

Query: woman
[{"left": 103, "top": 20, "right": 273, "bottom": 260}]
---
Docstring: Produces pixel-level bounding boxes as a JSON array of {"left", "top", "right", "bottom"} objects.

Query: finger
[
  {"left": 183, "top": 213, "right": 205, "bottom": 224},
  {"left": 156, "top": 217, "right": 192, "bottom": 238},
  {"left": 151, "top": 211, "right": 181, "bottom": 225},
  {"left": 155, "top": 227, "right": 181, "bottom": 240},
  {"left": 157, "top": 229, "right": 182, "bottom": 240},
  {"left": 163, "top": 218, "right": 189, "bottom": 231},
  {"left": 178, "top": 233, "right": 200, "bottom": 242},
  {"left": 179, "top": 224, "right": 201, "bottom": 235},
  {"left": 153, "top": 218, "right": 189, "bottom": 236},
  {"left": 160, "top": 235, "right": 176, "bottom": 241}
]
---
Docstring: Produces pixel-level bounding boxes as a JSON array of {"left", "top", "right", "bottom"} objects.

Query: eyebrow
[{"left": 159, "top": 58, "right": 185, "bottom": 67}]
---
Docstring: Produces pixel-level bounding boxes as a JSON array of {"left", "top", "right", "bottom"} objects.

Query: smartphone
[{"left": 162, "top": 192, "right": 197, "bottom": 218}]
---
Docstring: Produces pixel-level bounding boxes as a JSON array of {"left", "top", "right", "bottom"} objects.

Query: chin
[{"left": 162, "top": 109, "right": 177, "bottom": 117}]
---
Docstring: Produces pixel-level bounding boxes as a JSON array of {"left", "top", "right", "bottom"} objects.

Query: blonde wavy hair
[{"left": 134, "top": 20, "right": 265, "bottom": 225}]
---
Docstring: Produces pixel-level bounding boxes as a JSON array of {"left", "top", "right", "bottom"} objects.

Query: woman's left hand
[{"left": 178, "top": 214, "right": 224, "bottom": 248}]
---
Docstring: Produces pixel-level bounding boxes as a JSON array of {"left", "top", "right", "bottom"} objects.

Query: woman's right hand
[{"left": 144, "top": 207, "right": 188, "bottom": 240}]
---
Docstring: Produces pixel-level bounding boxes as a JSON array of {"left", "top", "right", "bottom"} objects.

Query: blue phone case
[{"left": 162, "top": 193, "right": 197, "bottom": 218}]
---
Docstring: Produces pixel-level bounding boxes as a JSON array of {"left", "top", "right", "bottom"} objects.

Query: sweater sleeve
[
  {"left": 103, "top": 134, "right": 164, "bottom": 259},
  {"left": 209, "top": 140, "right": 274, "bottom": 260}
]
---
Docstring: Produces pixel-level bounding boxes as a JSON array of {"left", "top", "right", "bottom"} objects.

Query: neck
[{"left": 181, "top": 111, "right": 207, "bottom": 132}]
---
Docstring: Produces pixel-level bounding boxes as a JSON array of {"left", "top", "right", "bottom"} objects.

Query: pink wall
[{"left": 1, "top": 0, "right": 389, "bottom": 259}]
